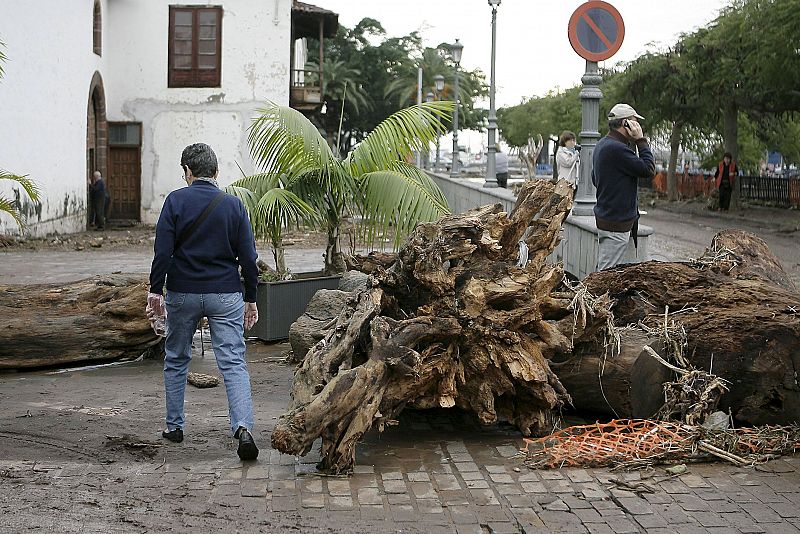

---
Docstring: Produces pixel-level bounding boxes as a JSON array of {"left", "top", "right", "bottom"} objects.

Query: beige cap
[{"left": 608, "top": 103, "right": 645, "bottom": 121}]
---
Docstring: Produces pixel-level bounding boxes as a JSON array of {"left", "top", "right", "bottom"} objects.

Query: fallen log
[
  {"left": 273, "top": 179, "right": 599, "bottom": 473},
  {"left": 0, "top": 274, "right": 161, "bottom": 369},
  {"left": 274, "top": 179, "right": 800, "bottom": 472},
  {"left": 580, "top": 230, "right": 800, "bottom": 426}
]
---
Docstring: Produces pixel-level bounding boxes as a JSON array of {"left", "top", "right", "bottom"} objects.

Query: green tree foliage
[
  {"left": 306, "top": 19, "right": 487, "bottom": 154},
  {"left": 384, "top": 44, "right": 488, "bottom": 134},
  {"left": 226, "top": 101, "right": 453, "bottom": 275},
  {"left": 497, "top": 86, "right": 582, "bottom": 149}
]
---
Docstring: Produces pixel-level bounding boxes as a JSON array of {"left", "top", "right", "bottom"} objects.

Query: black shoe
[
  {"left": 236, "top": 427, "right": 259, "bottom": 461},
  {"left": 162, "top": 428, "right": 183, "bottom": 443}
]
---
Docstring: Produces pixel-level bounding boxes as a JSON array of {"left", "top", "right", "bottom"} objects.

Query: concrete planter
[{"left": 246, "top": 272, "right": 342, "bottom": 341}]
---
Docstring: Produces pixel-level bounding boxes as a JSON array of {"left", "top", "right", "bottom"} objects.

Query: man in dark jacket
[
  {"left": 147, "top": 143, "right": 261, "bottom": 461},
  {"left": 89, "top": 171, "right": 107, "bottom": 230},
  {"left": 592, "top": 103, "right": 656, "bottom": 270}
]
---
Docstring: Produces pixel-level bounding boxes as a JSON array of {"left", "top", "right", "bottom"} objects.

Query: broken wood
[
  {"left": 0, "top": 274, "right": 161, "bottom": 369},
  {"left": 582, "top": 230, "right": 800, "bottom": 426},
  {"left": 273, "top": 179, "right": 593, "bottom": 473},
  {"left": 274, "top": 175, "right": 800, "bottom": 473}
]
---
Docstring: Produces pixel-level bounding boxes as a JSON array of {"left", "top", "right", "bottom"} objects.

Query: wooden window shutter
[{"left": 168, "top": 6, "right": 222, "bottom": 88}]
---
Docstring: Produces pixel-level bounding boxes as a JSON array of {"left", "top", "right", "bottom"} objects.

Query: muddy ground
[{"left": 1, "top": 199, "right": 799, "bottom": 532}]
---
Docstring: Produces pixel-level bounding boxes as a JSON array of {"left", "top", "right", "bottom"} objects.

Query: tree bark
[
  {"left": 666, "top": 120, "right": 683, "bottom": 201},
  {"left": 0, "top": 274, "right": 161, "bottom": 369},
  {"left": 273, "top": 180, "right": 587, "bottom": 473},
  {"left": 582, "top": 230, "right": 800, "bottom": 426},
  {"left": 554, "top": 330, "right": 671, "bottom": 419}
]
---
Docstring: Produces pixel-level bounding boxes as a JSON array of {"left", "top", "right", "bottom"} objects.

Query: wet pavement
[
  {"left": 2, "top": 204, "right": 800, "bottom": 532},
  {"left": 2, "top": 343, "right": 800, "bottom": 533}
]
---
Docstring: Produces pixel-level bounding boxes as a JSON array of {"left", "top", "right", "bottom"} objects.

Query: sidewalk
[{"left": 2, "top": 340, "right": 800, "bottom": 533}]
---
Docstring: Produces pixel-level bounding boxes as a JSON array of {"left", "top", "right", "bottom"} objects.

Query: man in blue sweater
[
  {"left": 147, "top": 143, "right": 261, "bottom": 461},
  {"left": 592, "top": 103, "right": 655, "bottom": 270}
]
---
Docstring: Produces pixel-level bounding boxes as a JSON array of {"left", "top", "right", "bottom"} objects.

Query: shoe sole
[
  {"left": 237, "top": 442, "right": 259, "bottom": 461},
  {"left": 162, "top": 431, "right": 183, "bottom": 443}
]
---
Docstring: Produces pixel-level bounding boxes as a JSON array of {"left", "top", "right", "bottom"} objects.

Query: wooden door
[{"left": 108, "top": 146, "right": 141, "bottom": 220}]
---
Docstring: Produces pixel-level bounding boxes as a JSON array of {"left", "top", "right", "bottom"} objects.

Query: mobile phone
[{"left": 623, "top": 119, "right": 630, "bottom": 129}]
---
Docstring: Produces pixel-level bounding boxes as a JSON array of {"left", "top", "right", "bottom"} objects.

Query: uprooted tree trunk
[
  {"left": 579, "top": 229, "right": 800, "bottom": 426},
  {"left": 272, "top": 175, "right": 800, "bottom": 472},
  {"left": 271, "top": 179, "right": 614, "bottom": 473},
  {"left": 0, "top": 274, "right": 162, "bottom": 369}
]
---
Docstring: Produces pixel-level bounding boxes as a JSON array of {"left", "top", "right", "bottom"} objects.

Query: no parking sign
[{"left": 568, "top": 1, "right": 625, "bottom": 62}]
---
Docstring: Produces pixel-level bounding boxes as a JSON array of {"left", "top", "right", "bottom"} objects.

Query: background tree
[
  {"left": 682, "top": 0, "right": 800, "bottom": 206},
  {"left": 306, "top": 19, "right": 488, "bottom": 154},
  {"left": 228, "top": 101, "right": 453, "bottom": 276}
]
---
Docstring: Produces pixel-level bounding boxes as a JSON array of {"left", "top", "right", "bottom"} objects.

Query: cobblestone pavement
[
  {"left": 2, "top": 350, "right": 800, "bottom": 533},
  {"left": 3, "top": 421, "right": 800, "bottom": 533}
]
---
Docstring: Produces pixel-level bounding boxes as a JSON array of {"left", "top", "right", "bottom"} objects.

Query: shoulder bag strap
[{"left": 174, "top": 191, "right": 226, "bottom": 252}]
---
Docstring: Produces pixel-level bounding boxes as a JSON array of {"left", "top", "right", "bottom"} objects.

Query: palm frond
[
  {"left": 227, "top": 173, "right": 283, "bottom": 195},
  {"left": 223, "top": 184, "right": 259, "bottom": 211},
  {"left": 346, "top": 101, "right": 453, "bottom": 176},
  {"left": 357, "top": 166, "right": 451, "bottom": 249},
  {"left": 248, "top": 103, "right": 342, "bottom": 181},
  {"left": 0, "top": 197, "right": 23, "bottom": 228},
  {"left": 0, "top": 170, "right": 40, "bottom": 202},
  {"left": 251, "top": 188, "right": 316, "bottom": 243}
]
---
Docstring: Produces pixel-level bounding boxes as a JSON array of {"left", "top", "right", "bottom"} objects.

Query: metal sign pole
[
  {"left": 484, "top": 3, "right": 499, "bottom": 188},
  {"left": 571, "top": 60, "right": 602, "bottom": 216}
]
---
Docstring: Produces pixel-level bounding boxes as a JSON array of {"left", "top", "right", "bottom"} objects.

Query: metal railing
[
  {"left": 639, "top": 172, "right": 800, "bottom": 207},
  {"left": 291, "top": 69, "right": 320, "bottom": 88}
]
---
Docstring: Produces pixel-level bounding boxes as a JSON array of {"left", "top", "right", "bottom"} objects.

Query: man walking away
[
  {"left": 592, "top": 103, "right": 656, "bottom": 270},
  {"left": 89, "top": 171, "right": 106, "bottom": 230},
  {"left": 147, "top": 143, "right": 261, "bottom": 461}
]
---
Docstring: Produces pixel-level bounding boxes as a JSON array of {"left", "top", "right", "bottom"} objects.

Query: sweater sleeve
[
  {"left": 148, "top": 196, "right": 176, "bottom": 295},
  {"left": 619, "top": 140, "right": 656, "bottom": 179},
  {"left": 556, "top": 148, "right": 577, "bottom": 168},
  {"left": 236, "top": 201, "right": 259, "bottom": 303}
]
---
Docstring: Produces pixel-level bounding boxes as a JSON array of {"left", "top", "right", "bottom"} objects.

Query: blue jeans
[{"left": 164, "top": 291, "right": 254, "bottom": 436}]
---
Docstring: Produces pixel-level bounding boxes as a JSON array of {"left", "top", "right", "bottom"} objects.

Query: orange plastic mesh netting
[{"left": 522, "top": 419, "right": 696, "bottom": 469}]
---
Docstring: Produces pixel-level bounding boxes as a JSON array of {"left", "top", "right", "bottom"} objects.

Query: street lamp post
[
  {"left": 433, "top": 74, "right": 445, "bottom": 172},
  {"left": 426, "top": 91, "right": 435, "bottom": 169},
  {"left": 571, "top": 60, "right": 603, "bottom": 216},
  {"left": 484, "top": 0, "right": 501, "bottom": 188},
  {"left": 450, "top": 39, "right": 463, "bottom": 179}
]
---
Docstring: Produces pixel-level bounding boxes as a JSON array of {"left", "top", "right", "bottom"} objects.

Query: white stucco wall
[
  {"left": 0, "top": 0, "right": 292, "bottom": 234},
  {"left": 0, "top": 0, "right": 108, "bottom": 236},
  {"left": 105, "top": 0, "right": 292, "bottom": 223}
]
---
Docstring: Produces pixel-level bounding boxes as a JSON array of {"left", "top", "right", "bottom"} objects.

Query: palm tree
[
  {"left": 0, "top": 171, "right": 40, "bottom": 229},
  {"left": 305, "top": 57, "right": 370, "bottom": 153},
  {"left": 226, "top": 100, "right": 453, "bottom": 276},
  {"left": 1, "top": 39, "right": 40, "bottom": 229}
]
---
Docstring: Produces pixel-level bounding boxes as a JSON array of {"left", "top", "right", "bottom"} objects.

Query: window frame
[
  {"left": 167, "top": 5, "right": 223, "bottom": 88},
  {"left": 93, "top": 1, "right": 102, "bottom": 56}
]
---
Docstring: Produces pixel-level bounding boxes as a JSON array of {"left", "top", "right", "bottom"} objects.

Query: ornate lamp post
[
  {"left": 433, "top": 74, "right": 445, "bottom": 172},
  {"left": 426, "top": 91, "right": 435, "bottom": 169},
  {"left": 450, "top": 39, "right": 463, "bottom": 178},
  {"left": 484, "top": 0, "right": 501, "bottom": 188}
]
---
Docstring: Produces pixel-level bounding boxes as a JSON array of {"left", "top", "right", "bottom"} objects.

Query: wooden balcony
[
  {"left": 290, "top": 69, "right": 322, "bottom": 111},
  {"left": 290, "top": 1, "right": 338, "bottom": 113}
]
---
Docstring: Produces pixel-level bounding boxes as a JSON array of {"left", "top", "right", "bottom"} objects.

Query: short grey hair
[
  {"left": 608, "top": 118, "right": 625, "bottom": 130},
  {"left": 181, "top": 143, "right": 218, "bottom": 178}
]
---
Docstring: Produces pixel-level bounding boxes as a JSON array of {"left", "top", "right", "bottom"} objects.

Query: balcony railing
[{"left": 290, "top": 69, "right": 322, "bottom": 109}]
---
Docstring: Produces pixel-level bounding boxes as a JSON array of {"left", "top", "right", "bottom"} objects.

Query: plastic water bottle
[{"left": 152, "top": 315, "right": 166, "bottom": 337}]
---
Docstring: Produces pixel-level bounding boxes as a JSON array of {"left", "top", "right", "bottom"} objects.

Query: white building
[{"left": 0, "top": 0, "right": 337, "bottom": 235}]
